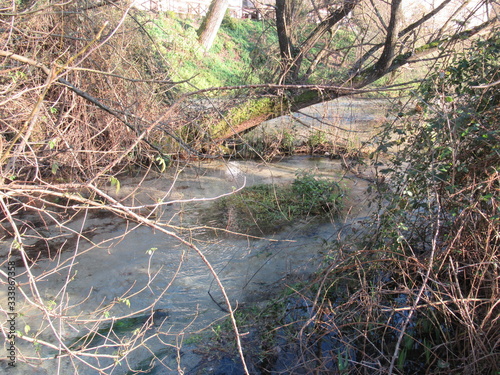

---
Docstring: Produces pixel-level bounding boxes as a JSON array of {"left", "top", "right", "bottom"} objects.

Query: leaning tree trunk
[{"left": 197, "top": 0, "right": 229, "bottom": 52}]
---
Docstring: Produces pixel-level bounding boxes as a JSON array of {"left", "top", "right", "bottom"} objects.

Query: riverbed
[
  {"left": 0, "top": 95, "right": 393, "bottom": 374},
  {"left": 0, "top": 155, "right": 383, "bottom": 374}
]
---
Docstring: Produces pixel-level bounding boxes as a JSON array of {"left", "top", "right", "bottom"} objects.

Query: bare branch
[{"left": 471, "top": 78, "right": 500, "bottom": 88}]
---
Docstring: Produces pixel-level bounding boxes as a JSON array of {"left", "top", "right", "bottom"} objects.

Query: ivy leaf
[
  {"left": 380, "top": 168, "right": 395, "bottom": 174},
  {"left": 51, "top": 162, "right": 59, "bottom": 175},
  {"left": 109, "top": 176, "right": 121, "bottom": 194}
]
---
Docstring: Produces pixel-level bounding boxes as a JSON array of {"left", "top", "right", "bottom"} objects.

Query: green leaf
[
  {"left": 155, "top": 155, "right": 170, "bottom": 173},
  {"left": 109, "top": 176, "right": 121, "bottom": 194},
  {"left": 397, "top": 348, "right": 407, "bottom": 370},
  {"left": 444, "top": 96, "right": 454, "bottom": 102},
  {"left": 12, "top": 239, "right": 22, "bottom": 250},
  {"left": 380, "top": 168, "right": 395, "bottom": 174},
  {"left": 51, "top": 162, "right": 59, "bottom": 175},
  {"left": 403, "top": 190, "right": 413, "bottom": 197},
  {"left": 48, "top": 139, "right": 57, "bottom": 150},
  {"left": 24, "top": 324, "right": 31, "bottom": 334},
  {"left": 437, "top": 359, "right": 450, "bottom": 369},
  {"left": 46, "top": 300, "right": 57, "bottom": 311},
  {"left": 146, "top": 247, "right": 158, "bottom": 255},
  {"left": 119, "top": 298, "right": 131, "bottom": 308},
  {"left": 337, "top": 350, "right": 349, "bottom": 371}
]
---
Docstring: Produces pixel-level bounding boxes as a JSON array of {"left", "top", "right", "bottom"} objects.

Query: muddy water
[
  {"left": 1, "top": 97, "right": 390, "bottom": 374},
  {"left": 0, "top": 157, "right": 378, "bottom": 374},
  {"left": 244, "top": 97, "right": 391, "bottom": 150}
]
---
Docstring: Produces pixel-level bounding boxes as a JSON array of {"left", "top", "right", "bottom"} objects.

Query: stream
[{"left": 0, "top": 97, "right": 391, "bottom": 374}]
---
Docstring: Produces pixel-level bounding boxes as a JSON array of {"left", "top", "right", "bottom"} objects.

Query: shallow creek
[
  {"left": 1, "top": 97, "right": 392, "bottom": 374},
  {"left": 1, "top": 157, "right": 379, "bottom": 374}
]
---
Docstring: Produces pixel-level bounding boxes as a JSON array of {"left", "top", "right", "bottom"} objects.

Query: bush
[
  {"left": 367, "top": 31, "right": 500, "bottom": 373},
  {"left": 252, "top": 31, "right": 500, "bottom": 374},
  {"left": 212, "top": 173, "right": 343, "bottom": 234}
]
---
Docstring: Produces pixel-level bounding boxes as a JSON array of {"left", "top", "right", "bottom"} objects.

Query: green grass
[
  {"left": 212, "top": 172, "right": 343, "bottom": 234},
  {"left": 141, "top": 12, "right": 276, "bottom": 92}
]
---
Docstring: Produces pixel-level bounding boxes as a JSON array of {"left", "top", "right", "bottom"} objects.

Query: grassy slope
[{"left": 142, "top": 12, "right": 277, "bottom": 93}]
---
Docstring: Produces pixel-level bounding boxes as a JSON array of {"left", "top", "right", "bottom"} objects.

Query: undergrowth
[
  {"left": 211, "top": 172, "right": 343, "bottom": 234},
  {"left": 239, "top": 30, "right": 500, "bottom": 374},
  {"left": 143, "top": 12, "right": 275, "bottom": 92}
]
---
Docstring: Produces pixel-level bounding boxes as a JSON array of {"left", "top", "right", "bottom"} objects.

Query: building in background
[
  {"left": 133, "top": 0, "right": 249, "bottom": 18},
  {"left": 133, "top": 0, "right": 490, "bottom": 25}
]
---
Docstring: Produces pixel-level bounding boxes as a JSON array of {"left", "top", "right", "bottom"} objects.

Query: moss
[
  {"left": 211, "top": 97, "right": 285, "bottom": 138},
  {"left": 415, "top": 40, "right": 441, "bottom": 53},
  {"left": 294, "top": 90, "right": 319, "bottom": 105}
]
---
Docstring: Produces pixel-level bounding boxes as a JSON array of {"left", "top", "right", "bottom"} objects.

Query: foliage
[
  {"left": 372, "top": 31, "right": 500, "bottom": 373},
  {"left": 212, "top": 172, "right": 342, "bottom": 234},
  {"left": 246, "top": 30, "right": 500, "bottom": 374},
  {"left": 388, "top": 31, "right": 499, "bottom": 229},
  {"left": 291, "top": 171, "right": 342, "bottom": 213},
  {"left": 383, "top": 34, "right": 500, "bottom": 373},
  {"left": 307, "top": 130, "right": 328, "bottom": 149}
]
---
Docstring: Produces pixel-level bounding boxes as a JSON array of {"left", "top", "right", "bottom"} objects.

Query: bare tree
[
  {"left": 276, "top": 0, "right": 361, "bottom": 83},
  {"left": 210, "top": 0, "right": 498, "bottom": 140},
  {"left": 274, "top": 0, "right": 497, "bottom": 91}
]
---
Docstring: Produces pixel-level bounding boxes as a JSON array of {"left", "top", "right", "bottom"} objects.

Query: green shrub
[
  {"left": 211, "top": 173, "right": 342, "bottom": 234},
  {"left": 292, "top": 172, "right": 343, "bottom": 214}
]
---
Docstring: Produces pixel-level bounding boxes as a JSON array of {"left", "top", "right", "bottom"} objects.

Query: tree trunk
[
  {"left": 372, "top": 0, "right": 403, "bottom": 75},
  {"left": 197, "top": 0, "right": 229, "bottom": 52},
  {"left": 276, "top": 0, "right": 360, "bottom": 84},
  {"left": 276, "top": 0, "right": 297, "bottom": 83}
]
